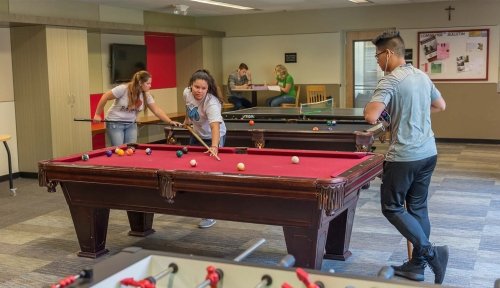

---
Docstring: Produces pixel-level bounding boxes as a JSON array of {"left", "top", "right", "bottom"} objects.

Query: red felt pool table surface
[{"left": 58, "top": 144, "right": 369, "bottom": 179}]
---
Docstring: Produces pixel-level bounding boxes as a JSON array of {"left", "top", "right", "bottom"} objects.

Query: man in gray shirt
[
  {"left": 364, "top": 30, "right": 448, "bottom": 285},
  {"left": 227, "top": 63, "right": 252, "bottom": 109}
]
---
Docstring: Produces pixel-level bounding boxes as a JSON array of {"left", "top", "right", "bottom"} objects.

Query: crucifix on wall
[{"left": 445, "top": 5, "right": 455, "bottom": 21}]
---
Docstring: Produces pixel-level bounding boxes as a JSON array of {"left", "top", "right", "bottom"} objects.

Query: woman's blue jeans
[{"left": 106, "top": 122, "right": 137, "bottom": 146}]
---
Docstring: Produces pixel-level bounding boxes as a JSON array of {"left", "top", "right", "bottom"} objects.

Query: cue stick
[
  {"left": 74, "top": 118, "right": 175, "bottom": 126},
  {"left": 183, "top": 124, "right": 221, "bottom": 161}
]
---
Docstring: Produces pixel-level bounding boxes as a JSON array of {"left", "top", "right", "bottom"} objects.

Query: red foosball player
[
  {"left": 195, "top": 265, "right": 224, "bottom": 288},
  {"left": 51, "top": 268, "right": 93, "bottom": 288},
  {"left": 296, "top": 268, "right": 325, "bottom": 288},
  {"left": 120, "top": 263, "right": 178, "bottom": 288}
]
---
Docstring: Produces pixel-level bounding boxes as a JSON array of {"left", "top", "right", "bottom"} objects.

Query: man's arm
[
  {"left": 364, "top": 102, "right": 386, "bottom": 125},
  {"left": 431, "top": 97, "right": 446, "bottom": 113}
]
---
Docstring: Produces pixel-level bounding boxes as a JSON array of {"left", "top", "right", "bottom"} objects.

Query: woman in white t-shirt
[
  {"left": 183, "top": 69, "right": 227, "bottom": 229},
  {"left": 93, "top": 70, "right": 181, "bottom": 146}
]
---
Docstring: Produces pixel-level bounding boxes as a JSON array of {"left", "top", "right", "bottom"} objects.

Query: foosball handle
[
  {"left": 51, "top": 268, "right": 93, "bottom": 288},
  {"left": 277, "top": 254, "right": 295, "bottom": 268},
  {"left": 377, "top": 266, "right": 395, "bottom": 279}
]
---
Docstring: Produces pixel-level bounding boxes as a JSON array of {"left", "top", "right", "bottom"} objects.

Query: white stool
[{"left": 0, "top": 134, "right": 16, "bottom": 196}]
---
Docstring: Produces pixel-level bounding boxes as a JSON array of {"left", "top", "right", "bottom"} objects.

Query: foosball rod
[
  {"left": 195, "top": 238, "right": 267, "bottom": 288},
  {"left": 254, "top": 254, "right": 296, "bottom": 288},
  {"left": 50, "top": 268, "right": 93, "bottom": 288}
]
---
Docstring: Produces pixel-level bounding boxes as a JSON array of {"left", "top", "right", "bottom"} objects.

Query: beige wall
[{"left": 222, "top": 33, "right": 342, "bottom": 85}]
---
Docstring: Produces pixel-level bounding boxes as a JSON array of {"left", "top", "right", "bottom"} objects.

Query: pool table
[
  {"left": 38, "top": 144, "right": 384, "bottom": 269},
  {"left": 165, "top": 120, "right": 386, "bottom": 152},
  {"left": 222, "top": 107, "right": 365, "bottom": 121}
]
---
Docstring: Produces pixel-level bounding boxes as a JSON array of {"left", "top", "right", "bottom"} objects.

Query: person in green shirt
[{"left": 266, "top": 64, "right": 296, "bottom": 107}]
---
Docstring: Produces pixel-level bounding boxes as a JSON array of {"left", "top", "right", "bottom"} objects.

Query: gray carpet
[{"left": 0, "top": 142, "right": 499, "bottom": 287}]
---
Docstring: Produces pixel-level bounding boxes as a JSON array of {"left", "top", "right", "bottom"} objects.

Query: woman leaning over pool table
[{"left": 183, "top": 69, "right": 227, "bottom": 229}]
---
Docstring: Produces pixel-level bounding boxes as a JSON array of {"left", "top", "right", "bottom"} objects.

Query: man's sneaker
[
  {"left": 198, "top": 218, "right": 216, "bottom": 228},
  {"left": 392, "top": 258, "right": 425, "bottom": 281},
  {"left": 424, "top": 245, "right": 449, "bottom": 284}
]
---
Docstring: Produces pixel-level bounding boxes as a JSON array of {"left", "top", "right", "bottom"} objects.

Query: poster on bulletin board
[{"left": 417, "top": 29, "right": 489, "bottom": 81}]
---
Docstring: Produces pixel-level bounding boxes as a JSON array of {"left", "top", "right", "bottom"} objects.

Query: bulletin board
[{"left": 417, "top": 29, "right": 489, "bottom": 81}]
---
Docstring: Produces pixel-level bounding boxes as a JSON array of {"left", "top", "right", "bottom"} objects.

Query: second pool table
[
  {"left": 39, "top": 144, "right": 384, "bottom": 269},
  {"left": 165, "top": 119, "right": 386, "bottom": 152}
]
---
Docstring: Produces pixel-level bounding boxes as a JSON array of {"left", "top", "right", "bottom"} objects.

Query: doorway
[{"left": 345, "top": 30, "right": 390, "bottom": 108}]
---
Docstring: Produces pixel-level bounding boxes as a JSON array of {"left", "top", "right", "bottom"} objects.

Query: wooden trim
[{"left": 0, "top": 12, "right": 225, "bottom": 37}]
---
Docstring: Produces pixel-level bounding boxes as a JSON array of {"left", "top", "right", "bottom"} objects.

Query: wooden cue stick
[
  {"left": 74, "top": 118, "right": 171, "bottom": 126},
  {"left": 183, "top": 124, "right": 221, "bottom": 161}
]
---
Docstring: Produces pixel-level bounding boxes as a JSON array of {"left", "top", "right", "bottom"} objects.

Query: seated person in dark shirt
[{"left": 227, "top": 63, "right": 252, "bottom": 110}]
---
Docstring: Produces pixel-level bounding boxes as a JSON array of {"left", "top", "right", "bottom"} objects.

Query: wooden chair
[
  {"left": 306, "top": 85, "right": 327, "bottom": 103},
  {"left": 281, "top": 85, "right": 301, "bottom": 108},
  {"left": 217, "top": 85, "right": 235, "bottom": 111}
]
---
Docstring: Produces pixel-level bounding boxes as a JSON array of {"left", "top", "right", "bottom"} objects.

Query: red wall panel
[{"left": 145, "top": 33, "right": 176, "bottom": 89}]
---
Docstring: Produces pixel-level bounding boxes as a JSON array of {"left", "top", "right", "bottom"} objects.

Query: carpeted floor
[{"left": 0, "top": 142, "right": 499, "bottom": 287}]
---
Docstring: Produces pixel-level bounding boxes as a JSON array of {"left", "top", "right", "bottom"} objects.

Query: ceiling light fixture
[
  {"left": 190, "top": 0, "right": 254, "bottom": 10},
  {"left": 173, "top": 4, "right": 190, "bottom": 15},
  {"left": 349, "top": 0, "right": 373, "bottom": 3}
]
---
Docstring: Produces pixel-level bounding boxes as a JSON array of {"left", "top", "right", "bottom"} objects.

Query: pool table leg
[
  {"left": 323, "top": 195, "right": 358, "bottom": 261},
  {"left": 283, "top": 225, "right": 328, "bottom": 269},
  {"left": 127, "top": 211, "right": 156, "bottom": 237},
  {"left": 67, "top": 205, "right": 110, "bottom": 258}
]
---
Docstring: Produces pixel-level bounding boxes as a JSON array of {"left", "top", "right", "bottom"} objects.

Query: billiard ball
[
  {"left": 312, "top": 127, "right": 319, "bottom": 131},
  {"left": 326, "top": 120, "right": 332, "bottom": 126},
  {"left": 236, "top": 162, "right": 245, "bottom": 171},
  {"left": 189, "top": 159, "right": 197, "bottom": 167},
  {"left": 81, "top": 154, "right": 90, "bottom": 161},
  {"left": 182, "top": 146, "right": 189, "bottom": 154},
  {"left": 328, "top": 127, "right": 334, "bottom": 131},
  {"left": 105, "top": 150, "right": 113, "bottom": 157},
  {"left": 116, "top": 149, "right": 125, "bottom": 156},
  {"left": 331, "top": 120, "right": 336, "bottom": 126},
  {"left": 145, "top": 148, "right": 152, "bottom": 155},
  {"left": 114, "top": 147, "right": 120, "bottom": 154},
  {"left": 291, "top": 156, "right": 300, "bottom": 164},
  {"left": 127, "top": 146, "right": 136, "bottom": 153},
  {"left": 176, "top": 150, "right": 184, "bottom": 158},
  {"left": 249, "top": 120, "right": 255, "bottom": 126},
  {"left": 126, "top": 148, "right": 134, "bottom": 156}
]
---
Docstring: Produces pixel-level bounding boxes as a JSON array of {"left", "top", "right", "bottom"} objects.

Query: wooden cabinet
[{"left": 11, "top": 26, "right": 91, "bottom": 173}]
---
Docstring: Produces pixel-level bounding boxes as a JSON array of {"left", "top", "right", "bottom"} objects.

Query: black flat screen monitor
[{"left": 110, "top": 44, "right": 147, "bottom": 83}]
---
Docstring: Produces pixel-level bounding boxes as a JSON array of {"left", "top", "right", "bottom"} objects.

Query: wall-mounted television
[{"left": 110, "top": 44, "right": 147, "bottom": 83}]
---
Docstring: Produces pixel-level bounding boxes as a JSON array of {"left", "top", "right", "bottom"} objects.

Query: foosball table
[{"left": 55, "top": 247, "right": 447, "bottom": 288}]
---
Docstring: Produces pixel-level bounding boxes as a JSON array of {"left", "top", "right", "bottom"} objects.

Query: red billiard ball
[
  {"left": 249, "top": 120, "right": 255, "bottom": 126},
  {"left": 312, "top": 127, "right": 319, "bottom": 131}
]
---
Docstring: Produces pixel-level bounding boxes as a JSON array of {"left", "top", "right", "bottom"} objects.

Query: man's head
[
  {"left": 238, "top": 63, "right": 249, "bottom": 77},
  {"left": 372, "top": 30, "right": 406, "bottom": 72}
]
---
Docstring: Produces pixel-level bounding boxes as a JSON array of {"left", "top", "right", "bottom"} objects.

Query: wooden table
[{"left": 231, "top": 85, "right": 273, "bottom": 106}]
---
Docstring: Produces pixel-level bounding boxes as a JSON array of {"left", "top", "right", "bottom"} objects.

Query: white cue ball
[
  {"left": 291, "top": 156, "right": 300, "bottom": 164},
  {"left": 189, "top": 159, "right": 197, "bottom": 167},
  {"left": 236, "top": 162, "right": 245, "bottom": 171}
]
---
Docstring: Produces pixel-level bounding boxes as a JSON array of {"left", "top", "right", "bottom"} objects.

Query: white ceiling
[{"left": 76, "top": 0, "right": 459, "bottom": 16}]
